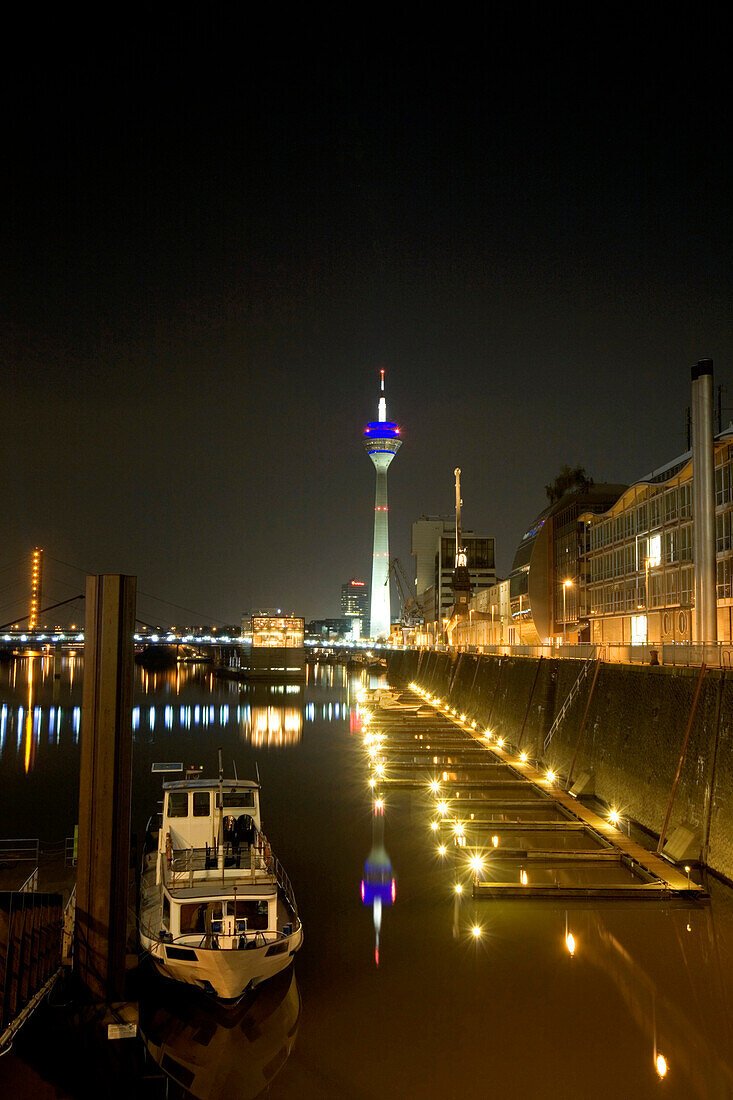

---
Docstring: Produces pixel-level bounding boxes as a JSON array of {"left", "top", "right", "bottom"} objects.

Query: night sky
[{"left": 3, "top": 17, "right": 732, "bottom": 625}]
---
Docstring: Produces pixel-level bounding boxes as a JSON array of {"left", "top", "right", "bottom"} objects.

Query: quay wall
[{"left": 385, "top": 650, "right": 733, "bottom": 881}]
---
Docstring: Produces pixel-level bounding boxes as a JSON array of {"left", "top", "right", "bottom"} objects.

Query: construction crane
[{"left": 384, "top": 558, "right": 424, "bottom": 626}]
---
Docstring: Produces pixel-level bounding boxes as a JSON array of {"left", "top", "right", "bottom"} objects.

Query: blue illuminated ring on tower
[{"left": 364, "top": 421, "right": 401, "bottom": 439}]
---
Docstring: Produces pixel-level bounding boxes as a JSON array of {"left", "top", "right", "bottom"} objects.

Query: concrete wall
[{"left": 387, "top": 649, "right": 733, "bottom": 881}]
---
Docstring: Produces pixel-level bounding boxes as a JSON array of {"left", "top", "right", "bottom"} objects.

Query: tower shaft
[
  {"left": 370, "top": 466, "right": 391, "bottom": 639},
  {"left": 363, "top": 371, "right": 401, "bottom": 640}
]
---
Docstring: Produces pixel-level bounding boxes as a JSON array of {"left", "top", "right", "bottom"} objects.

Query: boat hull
[{"left": 141, "top": 924, "right": 303, "bottom": 1001}]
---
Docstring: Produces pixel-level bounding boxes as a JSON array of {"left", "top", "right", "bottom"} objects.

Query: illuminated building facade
[
  {"left": 249, "top": 615, "right": 305, "bottom": 677},
  {"left": 507, "top": 485, "right": 627, "bottom": 644},
  {"left": 585, "top": 431, "right": 733, "bottom": 644},
  {"left": 363, "top": 371, "right": 401, "bottom": 640},
  {"left": 340, "top": 579, "right": 369, "bottom": 638}
]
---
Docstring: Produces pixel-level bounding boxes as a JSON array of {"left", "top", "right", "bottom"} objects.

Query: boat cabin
[{"left": 162, "top": 778, "right": 262, "bottom": 852}]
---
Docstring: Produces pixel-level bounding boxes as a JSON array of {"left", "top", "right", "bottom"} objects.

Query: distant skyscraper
[
  {"left": 341, "top": 578, "right": 369, "bottom": 637},
  {"left": 363, "top": 371, "right": 402, "bottom": 639}
]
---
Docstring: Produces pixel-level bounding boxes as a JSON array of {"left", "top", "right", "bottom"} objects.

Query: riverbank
[{"left": 386, "top": 650, "right": 733, "bottom": 882}]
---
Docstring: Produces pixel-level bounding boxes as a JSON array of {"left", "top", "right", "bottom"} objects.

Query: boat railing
[
  {"left": 140, "top": 919, "right": 301, "bottom": 953},
  {"left": 160, "top": 830, "right": 298, "bottom": 914},
  {"left": 164, "top": 841, "right": 274, "bottom": 888}
]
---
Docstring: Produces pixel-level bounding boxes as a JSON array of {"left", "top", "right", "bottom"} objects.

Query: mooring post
[{"left": 74, "top": 574, "right": 136, "bottom": 1001}]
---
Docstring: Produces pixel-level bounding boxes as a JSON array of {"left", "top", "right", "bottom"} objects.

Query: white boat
[{"left": 139, "top": 764, "right": 303, "bottom": 1001}]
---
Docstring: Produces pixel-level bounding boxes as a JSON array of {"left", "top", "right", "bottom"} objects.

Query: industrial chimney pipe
[{"left": 691, "top": 359, "right": 717, "bottom": 643}]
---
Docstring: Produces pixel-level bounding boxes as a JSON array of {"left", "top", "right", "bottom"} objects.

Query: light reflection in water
[
  {"left": 139, "top": 961, "right": 301, "bottom": 1099},
  {"left": 0, "top": 659, "right": 355, "bottom": 762},
  {"left": 360, "top": 800, "right": 395, "bottom": 966}
]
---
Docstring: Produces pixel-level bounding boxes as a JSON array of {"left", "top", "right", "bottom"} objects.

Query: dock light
[
  {"left": 655, "top": 1054, "right": 668, "bottom": 1079},
  {"left": 520, "top": 869, "right": 528, "bottom": 885},
  {"left": 430, "top": 821, "right": 439, "bottom": 832},
  {"left": 546, "top": 770, "right": 556, "bottom": 784},
  {"left": 565, "top": 932, "right": 576, "bottom": 957},
  {"left": 453, "top": 822, "right": 465, "bottom": 837},
  {"left": 454, "top": 883, "right": 463, "bottom": 895},
  {"left": 471, "top": 924, "right": 482, "bottom": 939},
  {"left": 469, "top": 854, "right": 484, "bottom": 874},
  {"left": 496, "top": 738, "right": 505, "bottom": 749},
  {"left": 374, "top": 798, "right": 384, "bottom": 814},
  {"left": 429, "top": 779, "right": 441, "bottom": 793},
  {"left": 438, "top": 844, "right": 447, "bottom": 857},
  {"left": 471, "top": 720, "right": 477, "bottom": 728},
  {"left": 460, "top": 714, "right": 466, "bottom": 722},
  {"left": 376, "top": 763, "right": 385, "bottom": 777},
  {"left": 437, "top": 800, "right": 449, "bottom": 816},
  {"left": 484, "top": 730, "right": 492, "bottom": 740},
  {"left": 519, "top": 751, "right": 528, "bottom": 763},
  {"left": 684, "top": 865, "right": 692, "bottom": 887},
  {"left": 369, "top": 778, "right": 376, "bottom": 788},
  {"left": 609, "top": 808, "right": 621, "bottom": 825},
  {"left": 492, "top": 835, "right": 499, "bottom": 848}
]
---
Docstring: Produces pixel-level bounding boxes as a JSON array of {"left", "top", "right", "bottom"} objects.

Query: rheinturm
[{"left": 363, "top": 370, "right": 402, "bottom": 640}]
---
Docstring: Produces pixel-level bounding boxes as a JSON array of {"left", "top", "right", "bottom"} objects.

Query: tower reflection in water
[
  {"left": 138, "top": 964, "right": 300, "bottom": 1099},
  {"left": 360, "top": 799, "right": 396, "bottom": 966}
]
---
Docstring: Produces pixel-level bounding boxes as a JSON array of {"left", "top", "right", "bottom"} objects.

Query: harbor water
[{"left": 0, "top": 654, "right": 731, "bottom": 1098}]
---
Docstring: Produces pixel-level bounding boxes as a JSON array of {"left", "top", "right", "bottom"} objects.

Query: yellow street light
[{"left": 562, "top": 579, "right": 573, "bottom": 646}]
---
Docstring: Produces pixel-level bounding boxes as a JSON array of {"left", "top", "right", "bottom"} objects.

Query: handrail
[
  {"left": 161, "top": 832, "right": 298, "bottom": 915},
  {"left": 18, "top": 866, "right": 38, "bottom": 893},
  {"left": 0, "top": 838, "right": 40, "bottom": 863},
  {"left": 139, "top": 919, "right": 301, "bottom": 952},
  {"left": 543, "top": 647, "right": 597, "bottom": 752},
  {"left": 62, "top": 884, "right": 76, "bottom": 963}
]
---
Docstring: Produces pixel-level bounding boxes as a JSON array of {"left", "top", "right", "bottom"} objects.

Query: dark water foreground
[{"left": 0, "top": 656, "right": 731, "bottom": 1098}]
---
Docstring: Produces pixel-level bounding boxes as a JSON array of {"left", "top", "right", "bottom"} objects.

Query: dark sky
[{"left": 3, "top": 16, "right": 732, "bottom": 625}]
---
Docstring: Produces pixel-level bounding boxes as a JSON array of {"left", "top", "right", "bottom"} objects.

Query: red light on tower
[{"left": 29, "top": 547, "right": 43, "bottom": 632}]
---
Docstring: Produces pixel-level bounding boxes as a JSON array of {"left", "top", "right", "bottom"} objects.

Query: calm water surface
[{"left": 0, "top": 655, "right": 731, "bottom": 1099}]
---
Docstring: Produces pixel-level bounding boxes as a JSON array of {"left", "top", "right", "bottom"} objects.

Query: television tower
[{"left": 363, "top": 370, "right": 402, "bottom": 640}]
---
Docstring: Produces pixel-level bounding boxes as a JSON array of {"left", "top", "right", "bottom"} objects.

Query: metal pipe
[
  {"left": 692, "top": 359, "right": 717, "bottom": 642},
  {"left": 656, "top": 662, "right": 707, "bottom": 854}
]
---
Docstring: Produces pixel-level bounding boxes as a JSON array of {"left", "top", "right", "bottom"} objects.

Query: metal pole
[
  {"left": 657, "top": 662, "right": 707, "bottom": 854},
  {"left": 517, "top": 657, "right": 543, "bottom": 751},
  {"left": 566, "top": 658, "right": 602, "bottom": 788}
]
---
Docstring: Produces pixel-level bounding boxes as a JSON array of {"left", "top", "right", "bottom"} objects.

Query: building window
[
  {"left": 665, "top": 569, "right": 679, "bottom": 606},
  {"left": 715, "top": 463, "right": 732, "bottom": 507},
  {"left": 717, "top": 558, "right": 732, "bottom": 600},
  {"left": 636, "top": 503, "right": 648, "bottom": 533},
  {"left": 648, "top": 534, "right": 662, "bottom": 568},
  {"left": 681, "top": 565, "right": 693, "bottom": 605},
  {"left": 679, "top": 482, "right": 692, "bottom": 518},
  {"left": 664, "top": 489, "right": 678, "bottom": 524},
  {"left": 649, "top": 495, "right": 663, "bottom": 530},
  {"left": 631, "top": 614, "right": 647, "bottom": 644}
]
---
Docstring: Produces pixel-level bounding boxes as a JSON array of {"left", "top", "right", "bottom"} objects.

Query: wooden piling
[{"left": 74, "top": 574, "right": 136, "bottom": 1002}]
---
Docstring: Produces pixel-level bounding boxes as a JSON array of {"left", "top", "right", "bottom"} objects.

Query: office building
[{"left": 341, "top": 579, "right": 369, "bottom": 638}]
